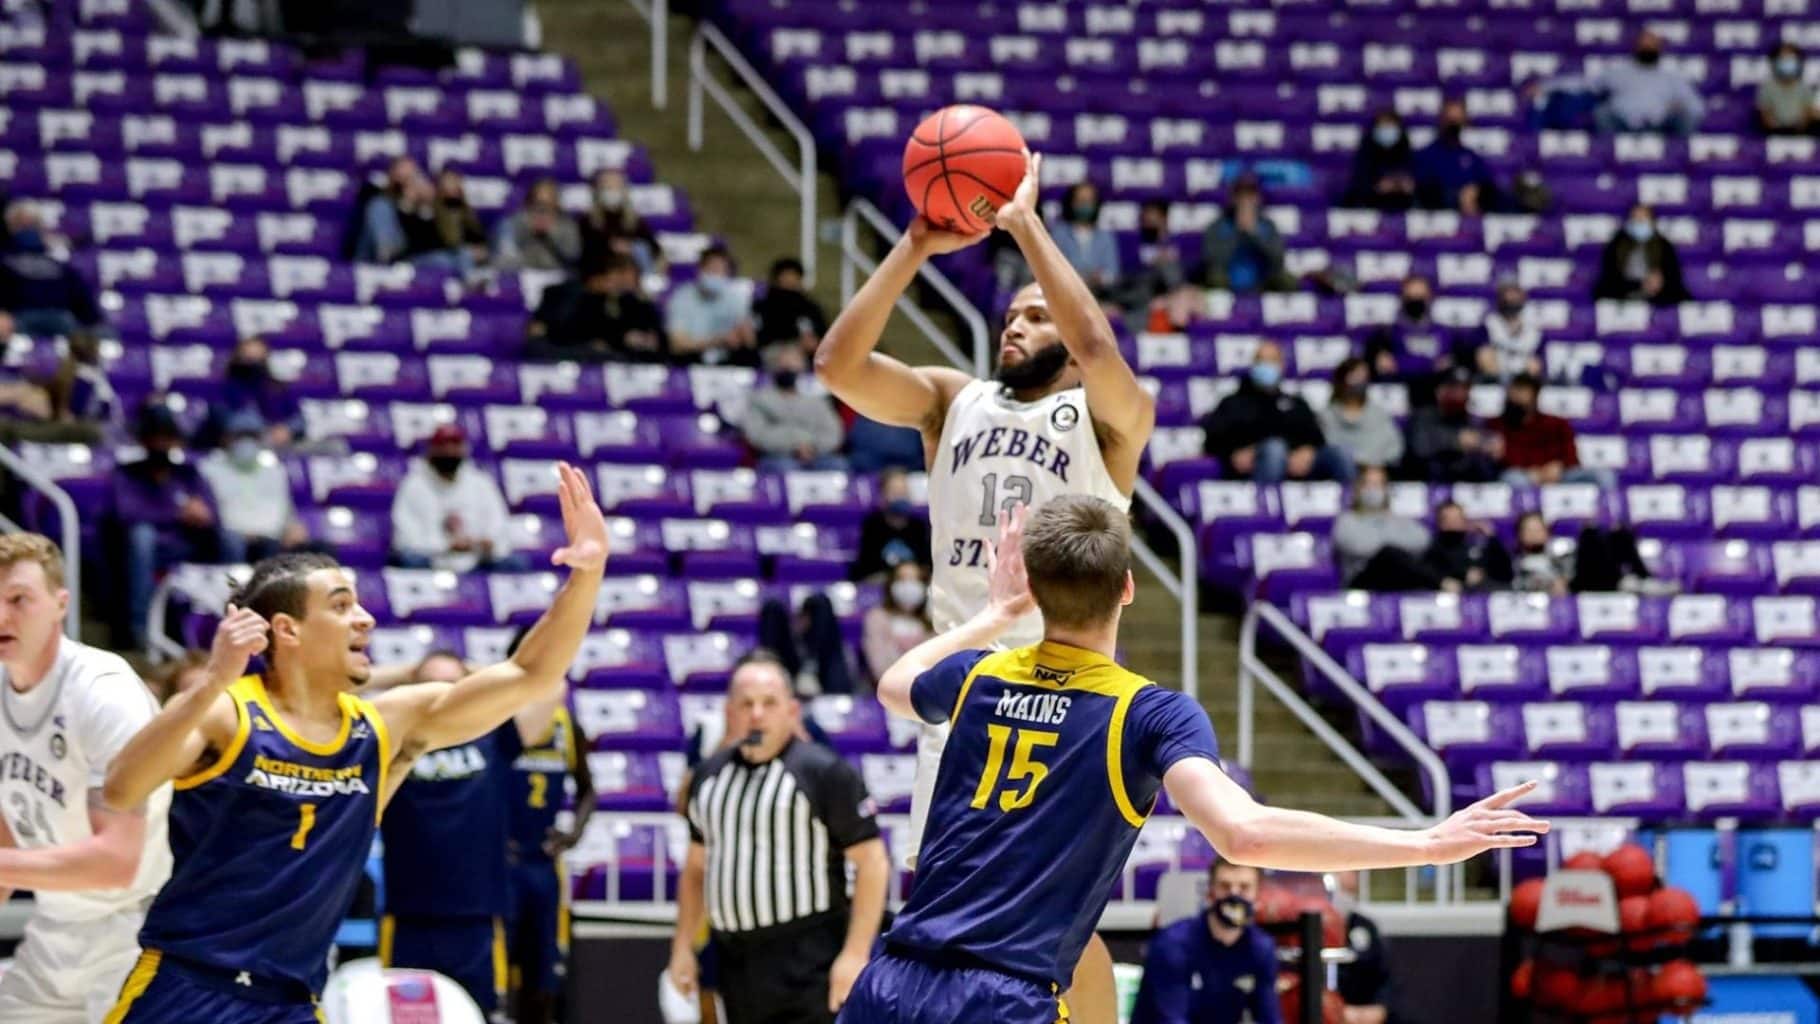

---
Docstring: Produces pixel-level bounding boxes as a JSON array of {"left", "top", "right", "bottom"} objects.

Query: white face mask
[
  {"left": 597, "top": 187, "right": 627, "bottom": 208},
  {"left": 229, "top": 438, "right": 262, "bottom": 467},
  {"left": 889, "top": 579, "right": 926, "bottom": 611}
]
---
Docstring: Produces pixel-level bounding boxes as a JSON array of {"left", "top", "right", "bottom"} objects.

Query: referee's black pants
[{"left": 714, "top": 912, "right": 847, "bottom": 1024}]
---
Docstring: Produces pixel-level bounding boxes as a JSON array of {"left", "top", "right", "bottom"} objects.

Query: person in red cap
[{"left": 389, "top": 424, "right": 528, "bottom": 572}]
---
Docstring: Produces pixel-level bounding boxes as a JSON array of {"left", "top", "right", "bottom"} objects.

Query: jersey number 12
[{"left": 971, "top": 724, "right": 1058, "bottom": 812}]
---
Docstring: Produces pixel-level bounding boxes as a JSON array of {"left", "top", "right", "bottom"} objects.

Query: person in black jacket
[
  {"left": 1342, "top": 111, "right": 1417, "bottom": 211},
  {"left": 1199, "top": 340, "right": 1354, "bottom": 483},
  {"left": 525, "top": 254, "right": 668, "bottom": 363},
  {"left": 1593, "top": 203, "right": 1691, "bottom": 305},
  {"left": 849, "top": 468, "right": 932, "bottom": 581},
  {"left": 1402, "top": 366, "right": 1503, "bottom": 482},
  {"left": 1421, "top": 501, "right": 1514, "bottom": 592}
]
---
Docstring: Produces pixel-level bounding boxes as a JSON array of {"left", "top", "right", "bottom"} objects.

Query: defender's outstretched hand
[
  {"left": 984, "top": 505, "right": 1036, "bottom": 621},
  {"left": 1422, "top": 781, "right": 1551, "bottom": 864},
  {"left": 549, "top": 462, "right": 609, "bottom": 573}
]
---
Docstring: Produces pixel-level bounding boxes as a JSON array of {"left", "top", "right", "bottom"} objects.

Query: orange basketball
[
  {"left": 1510, "top": 959, "right": 1534, "bottom": 999},
  {"left": 1653, "top": 960, "right": 1708, "bottom": 1007},
  {"left": 1563, "top": 851, "right": 1605, "bottom": 873},
  {"left": 903, "top": 105, "right": 1028, "bottom": 234},
  {"left": 1603, "top": 843, "right": 1657, "bottom": 899},
  {"left": 1510, "top": 878, "right": 1546, "bottom": 931},
  {"left": 1646, "top": 886, "right": 1701, "bottom": 942}
]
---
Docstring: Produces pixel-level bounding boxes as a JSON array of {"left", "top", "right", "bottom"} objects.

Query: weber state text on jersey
[
  {"left": 886, "top": 642, "right": 1219, "bottom": 987},
  {"left": 136, "top": 675, "right": 390, "bottom": 994},
  {"left": 928, "top": 379, "right": 1129, "bottom": 648}
]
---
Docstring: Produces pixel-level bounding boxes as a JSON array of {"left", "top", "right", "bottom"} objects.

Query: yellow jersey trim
[
  {"left": 351, "top": 693, "right": 392, "bottom": 823},
  {"left": 247, "top": 676, "right": 355, "bottom": 756},
  {"left": 491, "top": 916, "right": 508, "bottom": 999},
  {"left": 378, "top": 914, "right": 395, "bottom": 966},
  {"left": 1104, "top": 685, "right": 1149, "bottom": 828},
  {"left": 948, "top": 653, "right": 1002, "bottom": 724},
  {"left": 101, "top": 949, "right": 162, "bottom": 1024},
  {"left": 174, "top": 683, "right": 252, "bottom": 791}
]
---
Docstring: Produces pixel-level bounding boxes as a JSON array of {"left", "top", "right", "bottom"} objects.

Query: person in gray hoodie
[
  {"left": 742, "top": 344, "right": 847, "bottom": 470},
  {"left": 1332, "top": 465, "right": 1436, "bottom": 590},
  {"left": 1318, "top": 358, "right": 1403, "bottom": 473}
]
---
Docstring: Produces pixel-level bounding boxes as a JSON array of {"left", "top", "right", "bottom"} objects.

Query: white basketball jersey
[
  {"left": 0, "top": 638, "right": 171, "bottom": 921},
  {"left": 927, "top": 378, "right": 1131, "bottom": 648}
]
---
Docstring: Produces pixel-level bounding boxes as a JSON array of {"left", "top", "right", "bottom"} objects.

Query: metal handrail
[
  {"left": 686, "top": 23, "right": 817, "bottom": 284},
  {"left": 1241, "top": 602, "right": 1453, "bottom": 823},
  {"left": 1132, "top": 476, "right": 1198, "bottom": 702},
  {"left": 617, "top": 0, "right": 669, "bottom": 109},
  {"left": 0, "top": 445, "right": 81, "bottom": 636}
]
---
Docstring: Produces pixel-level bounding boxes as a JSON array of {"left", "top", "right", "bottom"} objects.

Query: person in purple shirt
[
  {"left": 194, "top": 336, "right": 304, "bottom": 450},
  {"left": 1412, "top": 100, "right": 1500, "bottom": 216},
  {"left": 1363, "top": 274, "right": 1470, "bottom": 405},
  {"left": 109, "top": 403, "right": 236, "bottom": 650}
]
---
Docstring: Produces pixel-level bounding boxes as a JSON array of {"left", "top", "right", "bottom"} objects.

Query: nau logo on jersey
[
  {"left": 1050, "top": 403, "right": 1079, "bottom": 433},
  {"left": 1031, "top": 664, "right": 1076, "bottom": 685},
  {"left": 949, "top": 426, "right": 1073, "bottom": 483}
]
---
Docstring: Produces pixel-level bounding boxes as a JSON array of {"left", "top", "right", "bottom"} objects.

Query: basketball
[
  {"left": 1617, "top": 895, "right": 1653, "bottom": 949},
  {"left": 1510, "top": 959, "right": 1534, "bottom": 999},
  {"left": 903, "top": 104, "right": 1029, "bottom": 234},
  {"left": 1534, "top": 965, "right": 1582, "bottom": 1009},
  {"left": 1510, "top": 878, "right": 1546, "bottom": 931},
  {"left": 1654, "top": 960, "right": 1708, "bottom": 1006},
  {"left": 1603, "top": 843, "right": 1656, "bottom": 898},
  {"left": 1563, "top": 851, "right": 1605, "bottom": 872},
  {"left": 1646, "top": 886, "right": 1701, "bottom": 940}
]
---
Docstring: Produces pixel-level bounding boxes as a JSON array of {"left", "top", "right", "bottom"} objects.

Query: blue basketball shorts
[{"left": 835, "top": 951, "right": 1067, "bottom": 1024}]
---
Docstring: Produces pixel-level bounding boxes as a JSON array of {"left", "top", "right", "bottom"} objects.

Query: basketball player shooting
[
  {"left": 97, "top": 463, "right": 607, "bottom": 1024},
  {"left": 815, "top": 151, "right": 1149, "bottom": 1024},
  {"left": 838, "top": 500, "right": 1549, "bottom": 1024}
]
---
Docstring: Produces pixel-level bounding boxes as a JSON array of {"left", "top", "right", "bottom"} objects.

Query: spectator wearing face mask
[
  {"left": 581, "top": 168, "right": 659, "bottom": 274},
  {"left": 1490, "top": 374, "right": 1615, "bottom": 489},
  {"left": 1343, "top": 111, "right": 1417, "bottom": 211},
  {"left": 1511, "top": 512, "right": 1572, "bottom": 597},
  {"left": 1318, "top": 358, "right": 1402, "bottom": 474},
  {"left": 1130, "top": 858, "right": 1280, "bottom": 1024},
  {"left": 741, "top": 344, "right": 846, "bottom": 471},
  {"left": 1119, "top": 199, "right": 1202, "bottom": 329},
  {"left": 1533, "top": 29, "right": 1705, "bottom": 136},
  {"left": 1200, "top": 341, "right": 1354, "bottom": 484},
  {"left": 198, "top": 410, "right": 309, "bottom": 564},
  {"left": 1414, "top": 99, "right": 1500, "bottom": 216},
  {"left": 1201, "top": 175, "right": 1293, "bottom": 294},
  {"left": 492, "top": 177, "right": 582, "bottom": 273},
  {"left": 1758, "top": 43, "right": 1817, "bottom": 134},
  {"left": 862, "top": 562, "right": 932, "bottom": 683},
  {"left": 431, "top": 167, "right": 489, "bottom": 268},
  {"left": 1404, "top": 366, "right": 1503, "bottom": 483},
  {"left": 1594, "top": 203, "right": 1691, "bottom": 306},
  {"left": 1051, "top": 181, "right": 1121, "bottom": 299},
  {"left": 108, "top": 403, "right": 232, "bottom": 650},
  {"left": 850, "top": 468, "right": 932, "bottom": 580},
  {"left": 1471, "top": 279, "right": 1546, "bottom": 383},
  {"left": 389, "top": 424, "right": 526, "bottom": 572},
  {"left": 752, "top": 257, "right": 829, "bottom": 355},
  {"left": 197, "top": 336, "right": 304, "bottom": 450},
  {"left": 0, "top": 201, "right": 102, "bottom": 337},
  {"left": 667, "top": 246, "right": 758, "bottom": 365},
  {"left": 1333, "top": 465, "right": 1437, "bottom": 591},
  {"left": 526, "top": 254, "right": 667, "bottom": 363},
  {"left": 356, "top": 154, "right": 424, "bottom": 264},
  {"left": 1365, "top": 274, "right": 1466, "bottom": 400},
  {"left": 1421, "top": 501, "right": 1513, "bottom": 594}
]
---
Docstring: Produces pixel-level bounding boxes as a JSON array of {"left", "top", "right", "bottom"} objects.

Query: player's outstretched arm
[
  {"left": 102, "top": 605, "right": 265, "bottom": 812},
  {"left": 374, "top": 463, "right": 605, "bottom": 762},
  {"left": 876, "top": 507, "right": 1035, "bottom": 719},
  {"left": 813, "top": 218, "right": 978, "bottom": 432},
  {"left": 992, "top": 152, "right": 1156, "bottom": 484},
  {"left": 1165, "top": 756, "right": 1549, "bottom": 871},
  {"left": 0, "top": 796, "right": 149, "bottom": 891}
]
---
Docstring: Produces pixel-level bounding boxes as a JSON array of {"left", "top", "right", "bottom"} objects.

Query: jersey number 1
[
  {"left": 971, "top": 724, "right": 1058, "bottom": 812},
  {"left": 291, "top": 803, "right": 317, "bottom": 851}
]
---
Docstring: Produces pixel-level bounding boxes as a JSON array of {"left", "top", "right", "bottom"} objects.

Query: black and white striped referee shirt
[{"left": 684, "top": 738, "right": 880, "bottom": 936}]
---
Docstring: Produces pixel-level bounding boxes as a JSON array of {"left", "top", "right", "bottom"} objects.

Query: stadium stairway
[{"left": 533, "top": 1, "right": 1392, "bottom": 819}]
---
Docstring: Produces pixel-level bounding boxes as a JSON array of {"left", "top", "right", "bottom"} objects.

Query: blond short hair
[
  {"left": 1020, "top": 495, "right": 1132, "bottom": 630},
  {"left": 0, "top": 533, "right": 66, "bottom": 590}
]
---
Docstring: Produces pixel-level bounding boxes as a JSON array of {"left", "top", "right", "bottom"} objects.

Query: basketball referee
[{"left": 668, "top": 651, "right": 889, "bottom": 1024}]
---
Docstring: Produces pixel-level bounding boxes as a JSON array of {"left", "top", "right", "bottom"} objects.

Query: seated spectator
[
  {"left": 1118, "top": 199, "right": 1201, "bottom": 329},
  {"left": 0, "top": 329, "right": 116, "bottom": 444},
  {"left": 666, "top": 246, "right": 757, "bottom": 365},
  {"left": 1365, "top": 274, "right": 1464, "bottom": 396},
  {"left": 1422, "top": 501, "right": 1514, "bottom": 593},
  {"left": 845, "top": 414, "right": 925, "bottom": 474},
  {"left": 431, "top": 168, "right": 489, "bottom": 269},
  {"left": 1511, "top": 512, "right": 1571, "bottom": 597},
  {"left": 742, "top": 344, "right": 845, "bottom": 471},
  {"left": 1200, "top": 341, "right": 1353, "bottom": 484},
  {"left": 526, "top": 255, "right": 667, "bottom": 363},
  {"left": 1472, "top": 279, "right": 1545, "bottom": 383},
  {"left": 389, "top": 424, "right": 527, "bottom": 572},
  {"left": 1052, "top": 181, "right": 1120, "bottom": 299},
  {"left": 1130, "top": 858, "right": 1280, "bottom": 1024},
  {"left": 1414, "top": 99, "right": 1498, "bottom": 215},
  {"left": 1330, "top": 872, "right": 1398, "bottom": 1024},
  {"left": 109, "top": 403, "right": 231, "bottom": 650},
  {"left": 756, "top": 594, "right": 856, "bottom": 696},
  {"left": 752, "top": 257, "right": 828, "bottom": 355},
  {"left": 1343, "top": 110, "right": 1417, "bottom": 211},
  {"left": 1490, "top": 372, "right": 1615, "bottom": 489},
  {"left": 850, "top": 468, "right": 931, "bottom": 581},
  {"left": 1333, "top": 465, "right": 1435, "bottom": 591},
  {"left": 1593, "top": 203, "right": 1690, "bottom": 306},
  {"left": 196, "top": 336, "right": 304, "bottom": 450},
  {"left": 1404, "top": 367, "right": 1502, "bottom": 483},
  {"left": 1318, "top": 358, "right": 1403, "bottom": 472},
  {"left": 492, "top": 177, "right": 582, "bottom": 272},
  {"left": 1758, "top": 43, "right": 1817, "bottom": 134},
  {"left": 862, "top": 562, "right": 932, "bottom": 682},
  {"left": 1572, "top": 524, "right": 1675, "bottom": 595},
  {"left": 1201, "top": 175, "right": 1293, "bottom": 294},
  {"left": 198, "top": 411, "right": 309, "bottom": 565},
  {"left": 1533, "top": 29, "right": 1704, "bottom": 136},
  {"left": 0, "top": 201, "right": 102, "bottom": 336},
  {"left": 357, "top": 155, "right": 425, "bottom": 264},
  {"left": 580, "top": 168, "right": 659, "bottom": 273}
]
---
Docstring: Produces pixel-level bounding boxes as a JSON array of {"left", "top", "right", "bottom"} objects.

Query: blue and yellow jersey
[
  {"left": 138, "top": 675, "right": 390, "bottom": 993},
  {"left": 886, "top": 642, "right": 1220, "bottom": 988},
  {"left": 508, "top": 707, "right": 577, "bottom": 862},
  {"left": 381, "top": 721, "right": 521, "bottom": 918}
]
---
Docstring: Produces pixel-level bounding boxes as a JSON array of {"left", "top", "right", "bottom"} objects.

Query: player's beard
[{"left": 994, "top": 341, "right": 1069, "bottom": 392}]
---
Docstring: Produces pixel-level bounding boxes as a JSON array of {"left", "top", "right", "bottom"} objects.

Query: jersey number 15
[{"left": 971, "top": 724, "right": 1057, "bottom": 812}]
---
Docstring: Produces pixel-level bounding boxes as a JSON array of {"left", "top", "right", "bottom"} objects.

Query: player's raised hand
[
  {"left": 990, "top": 149, "right": 1043, "bottom": 234},
  {"left": 907, "top": 215, "right": 990, "bottom": 256},
  {"left": 206, "top": 603, "right": 268, "bottom": 684},
  {"left": 1421, "top": 780, "right": 1551, "bottom": 864},
  {"left": 984, "top": 505, "right": 1037, "bottom": 620},
  {"left": 549, "top": 461, "right": 609, "bottom": 574}
]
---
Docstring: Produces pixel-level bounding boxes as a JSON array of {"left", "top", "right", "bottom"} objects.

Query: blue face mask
[
  {"left": 886, "top": 498, "right": 915, "bottom": 519},
  {"left": 1372, "top": 123, "right": 1400, "bottom": 148},
  {"left": 1626, "top": 219, "right": 1654, "bottom": 242},
  {"left": 1249, "top": 362, "right": 1281, "bottom": 389},
  {"left": 9, "top": 229, "right": 43, "bottom": 253},
  {"left": 1776, "top": 56, "right": 1801, "bottom": 78}
]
